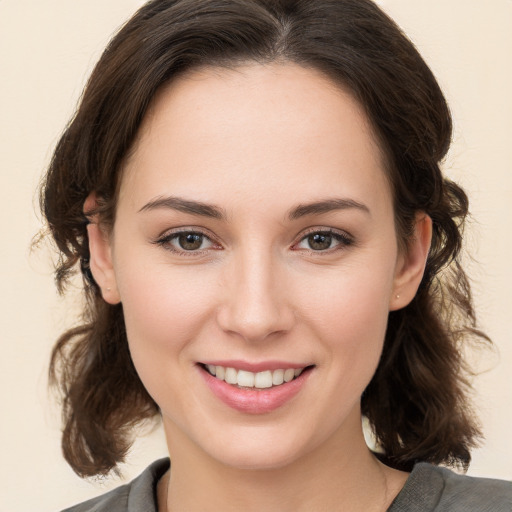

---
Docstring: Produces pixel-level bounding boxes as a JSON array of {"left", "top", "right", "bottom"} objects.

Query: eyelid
[
  {"left": 292, "top": 227, "right": 355, "bottom": 253},
  {"left": 152, "top": 226, "right": 223, "bottom": 255},
  {"left": 152, "top": 225, "right": 354, "bottom": 256}
]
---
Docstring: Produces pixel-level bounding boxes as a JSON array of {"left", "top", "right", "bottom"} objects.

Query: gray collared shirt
[{"left": 62, "top": 458, "right": 512, "bottom": 511}]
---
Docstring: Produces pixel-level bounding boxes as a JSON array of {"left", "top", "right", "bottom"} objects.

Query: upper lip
[{"left": 200, "top": 360, "right": 313, "bottom": 373}]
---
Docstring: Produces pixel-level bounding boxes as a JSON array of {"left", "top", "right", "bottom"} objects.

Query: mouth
[
  {"left": 198, "top": 361, "right": 315, "bottom": 414},
  {"left": 199, "top": 363, "right": 314, "bottom": 390}
]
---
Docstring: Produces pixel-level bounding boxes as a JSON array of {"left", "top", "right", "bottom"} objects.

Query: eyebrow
[
  {"left": 138, "top": 196, "right": 226, "bottom": 219},
  {"left": 138, "top": 196, "right": 370, "bottom": 221},
  {"left": 288, "top": 198, "right": 370, "bottom": 220}
]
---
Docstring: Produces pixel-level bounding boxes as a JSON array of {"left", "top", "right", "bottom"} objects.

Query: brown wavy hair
[{"left": 41, "top": 0, "right": 489, "bottom": 477}]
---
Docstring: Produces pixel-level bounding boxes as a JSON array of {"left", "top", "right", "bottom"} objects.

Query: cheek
[
  {"left": 320, "top": 291, "right": 389, "bottom": 379},
  {"left": 112, "top": 253, "right": 221, "bottom": 391},
  {"left": 299, "top": 259, "right": 395, "bottom": 334},
  {"left": 116, "top": 251, "right": 216, "bottom": 339},
  {"left": 294, "top": 255, "right": 396, "bottom": 382}
]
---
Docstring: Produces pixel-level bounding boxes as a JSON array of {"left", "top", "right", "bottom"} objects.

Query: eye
[
  {"left": 175, "top": 232, "right": 208, "bottom": 251},
  {"left": 295, "top": 229, "right": 353, "bottom": 252},
  {"left": 155, "top": 229, "right": 219, "bottom": 254}
]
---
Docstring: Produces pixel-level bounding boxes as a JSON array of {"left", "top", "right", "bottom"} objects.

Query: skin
[{"left": 87, "top": 63, "right": 432, "bottom": 511}]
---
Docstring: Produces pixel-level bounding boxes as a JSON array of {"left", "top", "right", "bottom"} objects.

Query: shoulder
[
  {"left": 390, "top": 462, "right": 512, "bottom": 512},
  {"left": 60, "top": 458, "right": 170, "bottom": 512}
]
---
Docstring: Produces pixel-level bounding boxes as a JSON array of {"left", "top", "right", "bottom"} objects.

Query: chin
[
  {"left": 197, "top": 425, "right": 319, "bottom": 471},
  {"left": 212, "top": 446, "right": 302, "bottom": 471}
]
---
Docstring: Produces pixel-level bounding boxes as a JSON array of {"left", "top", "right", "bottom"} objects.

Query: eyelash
[
  {"left": 153, "top": 227, "right": 354, "bottom": 256},
  {"left": 293, "top": 228, "right": 354, "bottom": 254},
  {"left": 153, "top": 228, "right": 220, "bottom": 256}
]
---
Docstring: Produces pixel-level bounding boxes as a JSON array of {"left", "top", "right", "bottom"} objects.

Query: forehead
[{"left": 120, "top": 63, "right": 390, "bottom": 213}]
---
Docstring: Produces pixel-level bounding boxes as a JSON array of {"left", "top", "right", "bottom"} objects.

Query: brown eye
[
  {"left": 178, "top": 232, "right": 204, "bottom": 250},
  {"left": 307, "top": 233, "right": 333, "bottom": 250},
  {"left": 154, "top": 229, "right": 218, "bottom": 255},
  {"left": 295, "top": 229, "right": 354, "bottom": 253}
]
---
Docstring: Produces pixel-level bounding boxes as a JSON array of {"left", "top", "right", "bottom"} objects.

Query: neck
[{"left": 160, "top": 413, "right": 408, "bottom": 512}]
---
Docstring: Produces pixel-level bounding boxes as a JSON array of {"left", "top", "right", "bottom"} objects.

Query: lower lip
[{"left": 199, "top": 366, "right": 313, "bottom": 414}]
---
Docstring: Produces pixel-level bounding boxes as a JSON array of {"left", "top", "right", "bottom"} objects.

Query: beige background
[{"left": 1, "top": 1, "right": 511, "bottom": 510}]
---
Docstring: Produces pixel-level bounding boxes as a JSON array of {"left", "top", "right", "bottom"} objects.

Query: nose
[{"left": 216, "top": 249, "right": 295, "bottom": 343}]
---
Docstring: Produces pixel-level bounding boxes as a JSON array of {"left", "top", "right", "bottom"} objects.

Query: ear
[
  {"left": 84, "top": 193, "right": 121, "bottom": 305},
  {"left": 389, "top": 213, "right": 432, "bottom": 311}
]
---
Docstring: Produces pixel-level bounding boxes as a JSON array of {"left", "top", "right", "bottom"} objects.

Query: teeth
[
  {"left": 215, "top": 366, "right": 225, "bottom": 380},
  {"left": 254, "top": 370, "right": 273, "bottom": 389},
  {"left": 205, "top": 365, "right": 307, "bottom": 388},
  {"left": 284, "top": 369, "right": 295, "bottom": 382},
  {"left": 237, "top": 370, "right": 255, "bottom": 387},
  {"left": 272, "top": 369, "right": 284, "bottom": 385},
  {"left": 225, "top": 367, "right": 237, "bottom": 385}
]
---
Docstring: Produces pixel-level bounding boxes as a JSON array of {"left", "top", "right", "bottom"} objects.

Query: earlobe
[
  {"left": 84, "top": 193, "right": 121, "bottom": 305},
  {"left": 389, "top": 213, "right": 432, "bottom": 311}
]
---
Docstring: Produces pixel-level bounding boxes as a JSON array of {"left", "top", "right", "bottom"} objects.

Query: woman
[{"left": 41, "top": 0, "right": 511, "bottom": 510}]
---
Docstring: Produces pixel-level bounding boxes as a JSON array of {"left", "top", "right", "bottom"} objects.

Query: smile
[
  {"left": 204, "top": 364, "right": 305, "bottom": 389},
  {"left": 199, "top": 362, "right": 314, "bottom": 414}
]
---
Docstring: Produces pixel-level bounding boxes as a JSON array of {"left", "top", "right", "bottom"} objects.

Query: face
[{"left": 89, "top": 63, "right": 429, "bottom": 471}]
